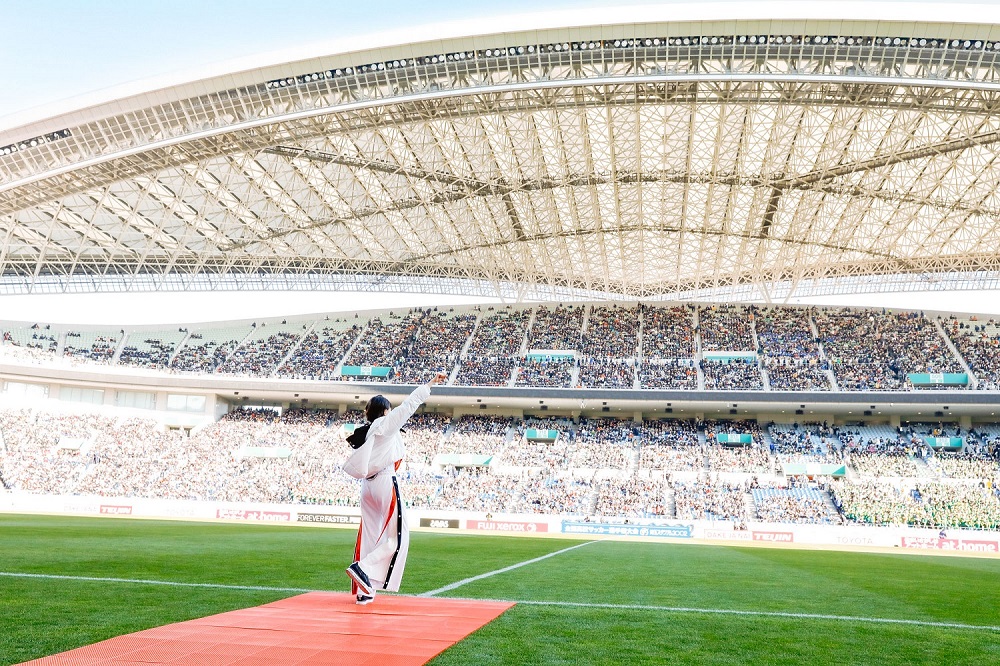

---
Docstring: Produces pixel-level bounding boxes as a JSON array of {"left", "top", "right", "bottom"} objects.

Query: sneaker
[
  {"left": 346, "top": 561, "right": 373, "bottom": 595},
  {"left": 356, "top": 593, "right": 375, "bottom": 605}
]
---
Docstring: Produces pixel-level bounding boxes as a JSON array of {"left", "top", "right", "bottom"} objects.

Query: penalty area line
[{"left": 419, "top": 540, "right": 598, "bottom": 597}]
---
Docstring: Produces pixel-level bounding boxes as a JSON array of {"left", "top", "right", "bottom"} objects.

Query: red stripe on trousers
[{"left": 352, "top": 523, "right": 362, "bottom": 595}]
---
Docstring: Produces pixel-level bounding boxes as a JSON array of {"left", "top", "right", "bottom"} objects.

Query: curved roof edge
[{"left": 4, "top": 1, "right": 1000, "bottom": 136}]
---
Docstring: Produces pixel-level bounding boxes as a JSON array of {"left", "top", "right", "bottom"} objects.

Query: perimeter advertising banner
[
  {"left": 420, "top": 517, "right": 460, "bottom": 529},
  {"left": 297, "top": 512, "right": 360, "bottom": 525},
  {"left": 900, "top": 536, "right": 998, "bottom": 553},
  {"left": 215, "top": 508, "right": 291, "bottom": 522},
  {"left": 752, "top": 531, "right": 794, "bottom": 543},
  {"left": 466, "top": 519, "right": 549, "bottom": 533},
  {"left": 561, "top": 521, "right": 693, "bottom": 538}
]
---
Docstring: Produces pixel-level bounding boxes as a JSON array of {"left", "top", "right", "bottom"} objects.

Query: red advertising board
[
  {"left": 752, "top": 531, "right": 794, "bottom": 543},
  {"left": 99, "top": 505, "right": 132, "bottom": 515},
  {"left": 465, "top": 520, "right": 548, "bottom": 533},
  {"left": 216, "top": 508, "right": 291, "bottom": 522}
]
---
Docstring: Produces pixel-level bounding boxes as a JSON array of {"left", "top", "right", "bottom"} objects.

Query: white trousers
[{"left": 353, "top": 472, "right": 409, "bottom": 593}]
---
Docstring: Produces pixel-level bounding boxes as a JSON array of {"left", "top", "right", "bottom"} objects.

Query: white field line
[
  {"left": 508, "top": 600, "right": 1000, "bottom": 633},
  {"left": 0, "top": 571, "right": 310, "bottom": 593},
  {"left": 419, "top": 540, "right": 598, "bottom": 597},
  {"left": 4, "top": 570, "right": 1000, "bottom": 633}
]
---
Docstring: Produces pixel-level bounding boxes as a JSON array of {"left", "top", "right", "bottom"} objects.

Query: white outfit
[{"left": 343, "top": 383, "right": 431, "bottom": 592}]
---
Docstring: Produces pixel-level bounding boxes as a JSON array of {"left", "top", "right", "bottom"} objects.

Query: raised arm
[{"left": 371, "top": 372, "right": 447, "bottom": 436}]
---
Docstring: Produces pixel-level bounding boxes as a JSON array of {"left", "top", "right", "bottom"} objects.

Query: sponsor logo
[
  {"left": 835, "top": 536, "right": 874, "bottom": 545},
  {"left": 466, "top": 520, "right": 549, "bottom": 533},
  {"left": 419, "top": 518, "right": 459, "bottom": 529},
  {"left": 704, "top": 529, "right": 752, "bottom": 541},
  {"left": 99, "top": 505, "right": 132, "bottom": 515},
  {"left": 155, "top": 505, "right": 201, "bottom": 518},
  {"left": 900, "top": 536, "right": 998, "bottom": 552},
  {"left": 561, "top": 521, "right": 693, "bottom": 538},
  {"left": 296, "top": 512, "right": 360, "bottom": 525},
  {"left": 61, "top": 501, "right": 99, "bottom": 514},
  {"left": 216, "top": 509, "right": 291, "bottom": 522},
  {"left": 900, "top": 536, "right": 938, "bottom": 549},
  {"left": 752, "top": 531, "right": 794, "bottom": 543},
  {"left": 955, "top": 540, "right": 1000, "bottom": 553}
]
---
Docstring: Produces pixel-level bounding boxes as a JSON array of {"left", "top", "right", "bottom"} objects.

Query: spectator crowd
[{"left": 2, "top": 406, "right": 999, "bottom": 528}]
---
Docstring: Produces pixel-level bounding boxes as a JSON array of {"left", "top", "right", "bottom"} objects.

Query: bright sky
[{"left": 1, "top": 0, "right": 999, "bottom": 324}]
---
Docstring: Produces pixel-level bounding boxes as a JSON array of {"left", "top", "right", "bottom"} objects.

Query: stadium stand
[
  {"left": 454, "top": 306, "right": 529, "bottom": 387},
  {"left": 768, "top": 424, "right": 843, "bottom": 465},
  {"left": 577, "top": 305, "right": 639, "bottom": 389},
  {"left": 339, "top": 310, "right": 424, "bottom": 382},
  {"left": 637, "top": 419, "right": 703, "bottom": 471},
  {"left": 943, "top": 315, "right": 1000, "bottom": 390},
  {"left": 3, "top": 403, "right": 1000, "bottom": 528},
  {"left": 170, "top": 323, "right": 255, "bottom": 373},
  {"left": 424, "top": 467, "right": 594, "bottom": 515},
  {"left": 673, "top": 480, "right": 749, "bottom": 522},
  {"left": 63, "top": 330, "right": 119, "bottom": 364},
  {"left": 277, "top": 319, "right": 361, "bottom": 380},
  {"left": 640, "top": 305, "right": 696, "bottom": 360},
  {"left": 527, "top": 304, "right": 584, "bottom": 351},
  {"left": 436, "top": 415, "right": 514, "bottom": 456},
  {"left": 594, "top": 475, "right": 667, "bottom": 518},
  {"left": 636, "top": 304, "right": 697, "bottom": 391},
  {"left": 702, "top": 358, "right": 764, "bottom": 390},
  {"left": 753, "top": 487, "right": 841, "bottom": 524},
  {"left": 815, "top": 309, "right": 964, "bottom": 391},
  {"left": 756, "top": 307, "right": 832, "bottom": 391},
  {"left": 515, "top": 357, "right": 575, "bottom": 388},
  {"left": 219, "top": 320, "right": 310, "bottom": 377},
  {"left": 0, "top": 324, "right": 58, "bottom": 362},
  {"left": 571, "top": 417, "right": 636, "bottom": 470},
  {"left": 1, "top": 303, "right": 999, "bottom": 394},
  {"left": 118, "top": 328, "right": 188, "bottom": 370},
  {"left": 393, "top": 309, "right": 478, "bottom": 384}
]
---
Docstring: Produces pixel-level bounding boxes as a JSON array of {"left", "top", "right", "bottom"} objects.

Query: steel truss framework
[{"left": 4, "top": 18, "right": 1000, "bottom": 299}]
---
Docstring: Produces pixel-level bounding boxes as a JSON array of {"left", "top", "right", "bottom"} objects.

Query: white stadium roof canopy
[{"left": 4, "top": 3, "right": 1000, "bottom": 301}]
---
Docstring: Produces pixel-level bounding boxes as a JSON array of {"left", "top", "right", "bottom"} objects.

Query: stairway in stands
[
  {"left": 743, "top": 492, "right": 757, "bottom": 521},
  {"left": 586, "top": 489, "right": 600, "bottom": 516}
]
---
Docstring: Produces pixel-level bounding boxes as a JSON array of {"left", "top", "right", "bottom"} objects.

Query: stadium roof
[{"left": 4, "top": 3, "right": 1000, "bottom": 300}]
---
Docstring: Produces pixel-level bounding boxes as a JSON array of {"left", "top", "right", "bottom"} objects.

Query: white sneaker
[{"left": 356, "top": 593, "right": 375, "bottom": 605}]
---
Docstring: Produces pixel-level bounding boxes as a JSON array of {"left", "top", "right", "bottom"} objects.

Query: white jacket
[{"left": 342, "top": 383, "right": 432, "bottom": 480}]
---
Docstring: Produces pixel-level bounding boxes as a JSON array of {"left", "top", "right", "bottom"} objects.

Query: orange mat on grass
[{"left": 19, "top": 592, "right": 514, "bottom": 665}]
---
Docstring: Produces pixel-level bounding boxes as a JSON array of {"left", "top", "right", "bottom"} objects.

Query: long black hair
[
  {"left": 365, "top": 395, "right": 391, "bottom": 423},
  {"left": 347, "top": 395, "right": 392, "bottom": 449}
]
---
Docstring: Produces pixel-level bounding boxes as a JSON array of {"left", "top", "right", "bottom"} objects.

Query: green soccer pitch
[{"left": 2, "top": 514, "right": 999, "bottom": 665}]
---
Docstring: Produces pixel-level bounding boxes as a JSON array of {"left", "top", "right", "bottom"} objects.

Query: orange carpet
[{"left": 18, "top": 592, "right": 515, "bottom": 665}]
